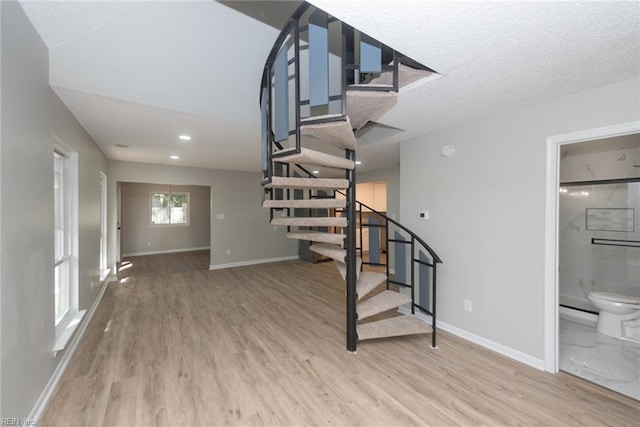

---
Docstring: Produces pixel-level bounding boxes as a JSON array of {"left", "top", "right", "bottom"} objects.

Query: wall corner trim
[
  {"left": 209, "top": 255, "right": 299, "bottom": 270},
  {"left": 398, "top": 306, "right": 545, "bottom": 371},
  {"left": 27, "top": 277, "right": 115, "bottom": 424}
]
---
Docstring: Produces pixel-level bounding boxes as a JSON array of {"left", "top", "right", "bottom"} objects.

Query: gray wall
[
  {"left": 400, "top": 77, "right": 640, "bottom": 360},
  {"left": 1, "top": 1, "right": 108, "bottom": 419},
  {"left": 108, "top": 161, "right": 298, "bottom": 268},
  {"left": 121, "top": 182, "right": 210, "bottom": 256}
]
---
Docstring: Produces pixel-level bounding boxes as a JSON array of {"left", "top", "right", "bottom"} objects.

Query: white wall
[
  {"left": 120, "top": 182, "right": 210, "bottom": 256},
  {"left": 400, "top": 77, "right": 640, "bottom": 360},
  {"left": 108, "top": 161, "right": 298, "bottom": 268},
  {"left": 357, "top": 166, "right": 400, "bottom": 221},
  {"left": 1, "top": 1, "right": 108, "bottom": 419},
  {"left": 357, "top": 166, "right": 400, "bottom": 268}
]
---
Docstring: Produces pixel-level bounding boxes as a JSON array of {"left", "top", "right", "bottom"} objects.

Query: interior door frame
[
  {"left": 543, "top": 120, "right": 640, "bottom": 373},
  {"left": 116, "top": 181, "right": 122, "bottom": 263}
]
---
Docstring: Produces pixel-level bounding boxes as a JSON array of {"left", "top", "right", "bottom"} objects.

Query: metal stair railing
[{"left": 260, "top": 1, "right": 442, "bottom": 351}]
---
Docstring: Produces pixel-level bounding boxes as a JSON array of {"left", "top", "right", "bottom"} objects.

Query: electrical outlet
[
  {"left": 464, "top": 299, "right": 473, "bottom": 312},
  {"left": 226, "top": 249, "right": 231, "bottom": 255},
  {"left": 419, "top": 211, "right": 429, "bottom": 220}
]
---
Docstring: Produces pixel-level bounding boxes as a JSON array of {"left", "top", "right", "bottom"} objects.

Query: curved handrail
[
  {"left": 353, "top": 198, "right": 442, "bottom": 264},
  {"left": 259, "top": 2, "right": 312, "bottom": 105},
  {"left": 259, "top": 0, "right": 442, "bottom": 265}
]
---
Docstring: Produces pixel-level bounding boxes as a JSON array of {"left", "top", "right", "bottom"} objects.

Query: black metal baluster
[{"left": 346, "top": 148, "right": 357, "bottom": 352}]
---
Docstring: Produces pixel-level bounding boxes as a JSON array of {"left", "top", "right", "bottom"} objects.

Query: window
[
  {"left": 150, "top": 192, "right": 190, "bottom": 225},
  {"left": 53, "top": 145, "right": 83, "bottom": 351},
  {"left": 54, "top": 151, "right": 70, "bottom": 324},
  {"left": 99, "top": 172, "right": 109, "bottom": 280}
]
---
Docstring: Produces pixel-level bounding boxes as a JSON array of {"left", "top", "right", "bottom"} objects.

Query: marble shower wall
[
  {"left": 559, "top": 182, "right": 640, "bottom": 311},
  {"left": 560, "top": 142, "right": 640, "bottom": 183}
]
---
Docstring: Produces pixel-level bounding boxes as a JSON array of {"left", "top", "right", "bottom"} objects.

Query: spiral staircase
[{"left": 260, "top": 2, "right": 442, "bottom": 352}]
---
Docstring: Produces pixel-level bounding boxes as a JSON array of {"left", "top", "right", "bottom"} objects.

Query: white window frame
[
  {"left": 54, "top": 150, "right": 71, "bottom": 325},
  {"left": 99, "top": 172, "right": 109, "bottom": 281},
  {"left": 149, "top": 191, "right": 190, "bottom": 227},
  {"left": 53, "top": 142, "right": 84, "bottom": 351}
]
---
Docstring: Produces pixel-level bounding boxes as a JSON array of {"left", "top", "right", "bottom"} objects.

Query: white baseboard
[
  {"left": 398, "top": 306, "right": 545, "bottom": 371},
  {"left": 122, "top": 246, "right": 210, "bottom": 257},
  {"left": 27, "top": 276, "right": 115, "bottom": 424},
  {"left": 210, "top": 255, "right": 299, "bottom": 270}
]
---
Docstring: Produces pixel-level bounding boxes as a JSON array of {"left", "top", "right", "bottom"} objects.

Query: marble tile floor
[{"left": 560, "top": 318, "right": 640, "bottom": 400}]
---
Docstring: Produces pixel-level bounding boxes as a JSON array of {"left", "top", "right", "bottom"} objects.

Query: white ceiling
[{"left": 18, "top": 0, "right": 640, "bottom": 174}]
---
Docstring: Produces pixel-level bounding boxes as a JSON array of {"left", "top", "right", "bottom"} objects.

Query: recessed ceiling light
[
  {"left": 170, "top": 155, "right": 180, "bottom": 160},
  {"left": 355, "top": 161, "right": 362, "bottom": 165},
  {"left": 179, "top": 135, "right": 191, "bottom": 141},
  {"left": 312, "top": 170, "right": 320, "bottom": 174}
]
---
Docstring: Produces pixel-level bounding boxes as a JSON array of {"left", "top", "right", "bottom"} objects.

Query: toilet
[{"left": 587, "top": 291, "right": 640, "bottom": 341}]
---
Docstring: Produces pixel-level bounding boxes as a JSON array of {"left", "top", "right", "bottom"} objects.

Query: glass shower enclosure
[{"left": 559, "top": 181, "right": 640, "bottom": 312}]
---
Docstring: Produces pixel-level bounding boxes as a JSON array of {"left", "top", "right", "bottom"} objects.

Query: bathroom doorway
[{"left": 546, "top": 123, "right": 640, "bottom": 400}]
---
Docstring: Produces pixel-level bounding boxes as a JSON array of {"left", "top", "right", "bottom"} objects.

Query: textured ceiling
[
  {"left": 312, "top": 0, "right": 640, "bottom": 146},
  {"left": 18, "top": 0, "right": 640, "bottom": 174}
]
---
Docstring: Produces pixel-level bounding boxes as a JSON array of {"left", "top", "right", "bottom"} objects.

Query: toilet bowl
[{"left": 587, "top": 291, "right": 640, "bottom": 340}]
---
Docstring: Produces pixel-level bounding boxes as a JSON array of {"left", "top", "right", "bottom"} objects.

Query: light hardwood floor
[{"left": 40, "top": 254, "right": 639, "bottom": 426}]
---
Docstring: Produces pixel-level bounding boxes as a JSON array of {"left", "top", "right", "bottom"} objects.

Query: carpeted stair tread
[
  {"left": 263, "top": 199, "right": 346, "bottom": 209},
  {"left": 300, "top": 116, "right": 358, "bottom": 150},
  {"left": 272, "top": 216, "right": 347, "bottom": 227},
  {"left": 361, "top": 63, "right": 433, "bottom": 88},
  {"left": 275, "top": 147, "right": 355, "bottom": 170},
  {"left": 356, "top": 271, "right": 387, "bottom": 300},
  {"left": 287, "top": 231, "right": 345, "bottom": 245},
  {"left": 358, "top": 315, "right": 432, "bottom": 340},
  {"left": 346, "top": 90, "right": 397, "bottom": 131},
  {"left": 310, "top": 243, "right": 345, "bottom": 261},
  {"left": 265, "top": 176, "right": 349, "bottom": 190},
  {"left": 357, "top": 290, "right": 412, "bottom": 320},
  {"left": 335, "top": 258, "right": 362, "bottom": 280}
]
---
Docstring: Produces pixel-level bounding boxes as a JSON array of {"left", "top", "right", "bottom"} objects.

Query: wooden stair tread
[
  {"left": 262, "top": 199, "right": 346, "bottom": 209},
  {"left": 272, "top": 216, "right": 347, "bottom": 227},
  {"left": 357, "top": 290, "right": 411, "bottom": 320},
  {"left": 264, "top": 176, "right": 348, "bottom": 190},
  {"left": 358, "top": 315, "right": 432, "bottom": 340},
  {"left": 274, "top": 147, "right": 355, "bottom": 170},
  {"left": 287, "top": 231, "right": 345, "bottom": 245}
]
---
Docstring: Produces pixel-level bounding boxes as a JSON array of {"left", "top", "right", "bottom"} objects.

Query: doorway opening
[{"left": 545, "top": 121, "right": 640, "bottom": 400}]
